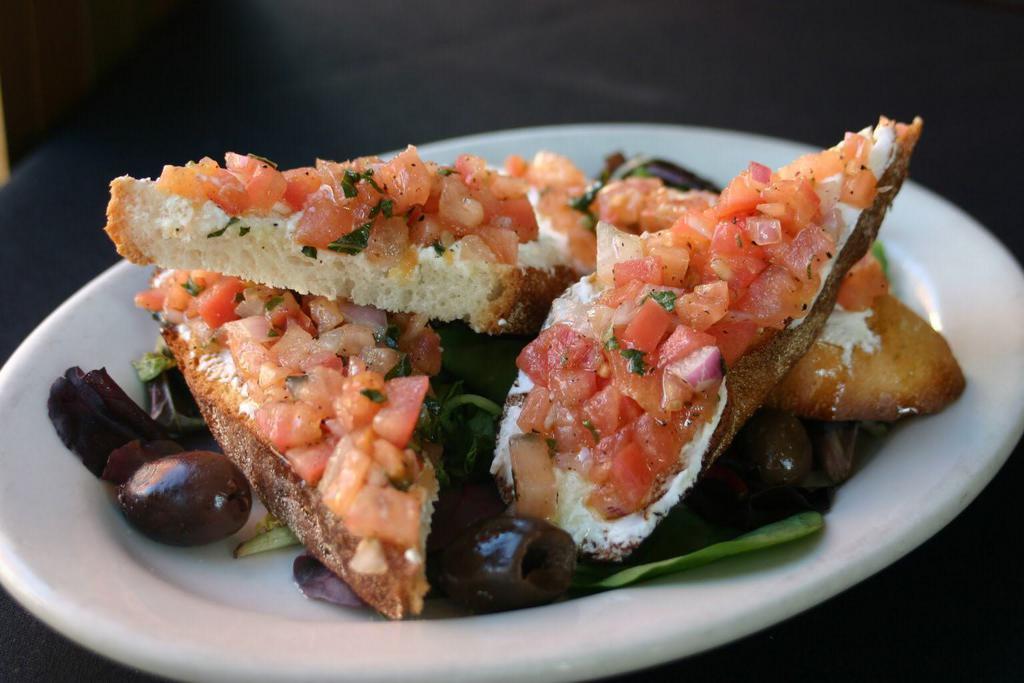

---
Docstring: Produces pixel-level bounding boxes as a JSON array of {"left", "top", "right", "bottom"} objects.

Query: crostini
[
  {"left": 493, "top": 117, "right": 923, "bottom": 560},
  {"left": 137, "top": 269, "right": 442, "bottom": 618},
  {"left": 106, "top": 148, "right": 579, "bottom": 334}
]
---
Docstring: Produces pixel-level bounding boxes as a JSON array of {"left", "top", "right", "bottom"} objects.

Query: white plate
[{"left": 1, "top": 124, "right": 1022, "bottom": 682}]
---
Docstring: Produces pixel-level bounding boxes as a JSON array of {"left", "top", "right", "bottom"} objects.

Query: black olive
[
  {"left": 738, "top": 409, "right": 813, "bottom": 486},
  {"left": 439, "top": 516, "right": 576, "bottom": 613},
  {"left": 118, "top": 451, "right": 252, "bottom": 546}
]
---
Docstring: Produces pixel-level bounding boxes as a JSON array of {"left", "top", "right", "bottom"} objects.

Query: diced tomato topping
[
  {"left": 516, "top": 324, "right": 602, "bottom": 386},
  {"left": 478, "top": 227, "right": 519, "bottom": 265},
  {"left": 284, "top": 439, "right": 335, "bottom": 485},
  {"left": 372, "top": 376, "right": 429, "bottom": 448},
  {"left": 705, "top": 320, "right": 761, "bottom": 366},
  {"left": 549, "top": 369, "right": 599, "bottom": 407},
  {"left": 614, "top": 257, "right": 663, "bottom": 287},
  {"left": 256, "top": 401, "right": 325, "bottom": 451},
  {"left": 838, "top": 251, "right": 889, "bottom": 311},
  {"left": 134, "top": 288, "right": 166, "bottom": 312},
  {"left": 294, "top": 191, "right": 356, "bottom": 249},
  {"left": 518, "top": 386, "right": 554, "bottom": 434},
  {"left": 582, "top": 384, "right": 623, "bottom": 440},
  {"left": 713, "top": 173, "right": 762, "bottom": 219},
  {"left": 344, "top": 485, "right": 421, "bottom": 548},
  {"left": 282, "top": 167, "right": 322, "bottom": 211},
  {"left": 841, "top": 168, "right": 877, "bottom": 209},
  {"left": 657, "top": 324, "right": 716, "bottom": 367},
  {"left": 676, "top": 281, "right": 730, "bottom": 330},
  {"left": 375, "top": 145, "right": 432, "bottom": 213},
  {"left": 484, "top": 197, "right": 539, "bottom": 242},
  {"left": 607, "top": 349, "right": 663, "bottom": 415},
  {"left": 607, "top": 442, "right": 654, "bottom": 515},
  {"left": 244, "top": 165, "right": 287, "bottom": 212},
  {"left": 194, "top": 277, "right": 246, "bottom": 328},
  {"left": 621, "top": 298, "right": 675, "bottom": 353}
]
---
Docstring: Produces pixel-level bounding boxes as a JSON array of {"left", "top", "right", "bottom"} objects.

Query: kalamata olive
[
  {"left": 440, "top": 515, "right": 576, "bottom": 612},
  {"left": 118, "top": 451, "right": 252, "bottom": 546},
  {"left": 738, "top": 409, "right": 813, "bottom": 486}
]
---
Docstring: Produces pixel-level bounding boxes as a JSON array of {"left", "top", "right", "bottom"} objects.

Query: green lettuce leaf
[{"left": 571, "top": 511, "right": 824, "bottom": 591}]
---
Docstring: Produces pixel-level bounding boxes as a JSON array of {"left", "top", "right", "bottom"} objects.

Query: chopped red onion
[
  {"left": 666, "top": 346, "right": 723, "bottom": 392},
  {"left": 748, "top": 161, "right": 772, "bottom": 184},
  {"left": 338, "top": 302, "right": 387, "bottom": 331},
  {"left": 746, "top": 216, "right": 782, "bottom": 245}
]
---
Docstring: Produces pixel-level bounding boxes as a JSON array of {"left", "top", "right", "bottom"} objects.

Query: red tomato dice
[
  {"left": 372, "top": 375, "right": 430, "bottom": 448},
  {"left": 621, "top": 299, "right": 674, "bottom": 353},
  {"left": 613, "top": 257, "right": 664, "bottom": 287},
  {"left": 195, "top": 276, "right": 247, "bottom": 328}
]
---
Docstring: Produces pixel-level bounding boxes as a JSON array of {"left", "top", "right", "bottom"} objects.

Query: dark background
[{"left": 1, "top": 1, "right": 1021, "bottom": 680}]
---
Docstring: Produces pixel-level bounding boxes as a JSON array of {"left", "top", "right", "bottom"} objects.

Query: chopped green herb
[
  {"left": 438, "top": 167, "right": 455, "bottom": 176},
  {"left": 648, "top": 290, "right": 677, "bottom": 311},
  {"left": 582, "top": 419, "right": 600, "bottom": 442},
  {"left": 327, "top": 222, "right": 372, "bottom": 255},
  {"left": 132, "top": 350, "right": 176, "bottom": 383},
  {"left": 238, "top": 225, "right": 251, "bottom": 237},
  {"left": 208, "top": 217, "right": 240, "bottom": 238},
  {"left": 301, "top": 246, "right": 318, "bottom": 259},
  {"left": 265, "top": 296, "right": 284, "bottom": 311},
  {"left": 620, "top": 348, "right": 647, "bottom": 375},
  {"left": 604, "top": 336, "right": 621, "bottom": 351},
  {"left": 871, "top": 240, "right": 889, "bottom": 280},
  {"left": 569, "top": 182, "right": 603, "bottom": 213},
  {"left": 360, "top": 389, "right": 387, "bottom": 403},
  {"left": 361, "top": 168, "right": 383, "bottom": 193},
  {"left": 546, "top": 438, "right": 558, "bottom": 452},
  {"left": 432, "top": 241, "right": 446, "bottom": 256},
  {"left": 246, "top": 153, "right": 277, "bottom": 168},
  {"left": 380, "top": 198, "right": 394, "bottom": 218},
  {"left": 182, "top": 277, "right": 203, "bottom": 296},
  {"left": 375, "top": 323, "right": 401, "bottom": 349},
  {"left": 385, "top": 353, "right": 412, "bottom": 380},
  {"left": 267, "top": 329, "right": 280, "bottom": 338}
]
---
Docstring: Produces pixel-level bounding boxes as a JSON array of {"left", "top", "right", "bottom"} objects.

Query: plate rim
[{"left": 1, "top": 121, "right": 1022, "bottom": 682}]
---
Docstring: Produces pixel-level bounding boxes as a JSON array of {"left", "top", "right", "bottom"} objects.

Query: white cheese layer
[
  {"left": 818, "top": 307, "right": 880, "bottom": 366},
  {"left": 178, "top": 327, "right": 255, "bottom": 419},
  {"left": 788, "top": 122, "right": 897, "bottom": 329}
]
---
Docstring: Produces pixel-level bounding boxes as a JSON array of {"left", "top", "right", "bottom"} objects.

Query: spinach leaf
[
  {"left": 571, "top": 511, "right": 823, "bottom": 591},
  {"left": 417, "top": 381, "right": 501, "bottom": 489},
  {"left": 132, "top": 349, "right": 176, "bottom": 383},
  {"left": 435, "top": 322, "right": 529, "bottom": 403},
  {"left": 871, "top": 240, "right": 889, "bottom": 280}
]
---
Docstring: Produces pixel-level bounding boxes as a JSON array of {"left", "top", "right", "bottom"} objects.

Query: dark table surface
[{"left": 1, "top": 1, "right": 1021, "bottom": 680}]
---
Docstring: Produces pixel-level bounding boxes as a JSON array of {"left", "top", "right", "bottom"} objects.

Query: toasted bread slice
[
  {"left": 766, "top": 293, "right": 964, "bottom": 420},
  {"left": 105, "top": 177, "right": 577, "bottom": 334},
  {"left": 163, "top": 326, "right": 435, "bottom": 619},
  {"left": 494, "top": 117, "right": 923, "bottom": 560}
]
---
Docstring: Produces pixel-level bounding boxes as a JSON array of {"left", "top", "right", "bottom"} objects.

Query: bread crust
[
  {"left": 765, "top": 292, "right": 965, "bottom": 421},
  {"left": 701, "top": 117, "right": 923, "bottom": 469},
  {"left": 163, "top": 329, "right": 429, "bottom": 619},
  {"left": 104, "top": 177, "right": 578, "bottom": 335}
]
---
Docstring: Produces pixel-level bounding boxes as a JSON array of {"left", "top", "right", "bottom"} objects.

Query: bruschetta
[
  {"left": 136, "top": 269, "right": 442, "bottom": 618},
  {"left": 493, "top": 117, "right": 923, "bottom": 560},
  {"left": 106, "top": 148, "right": 579, "bottom": 334}
]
